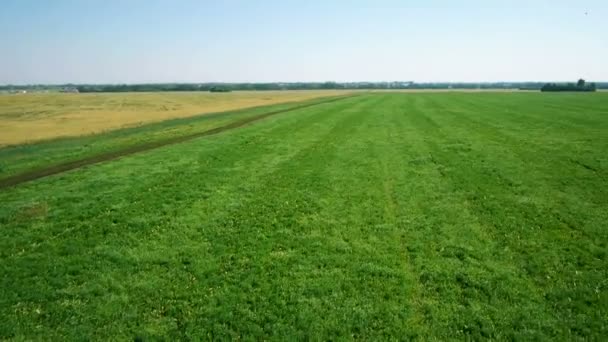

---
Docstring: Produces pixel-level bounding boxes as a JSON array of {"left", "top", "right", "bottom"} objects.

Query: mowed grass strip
[
  {"left": 0, "top": 90, "right": 353, "bottom": 146},
  {"left": 0, "top": 93, "right": 607, "bottom": 340}
]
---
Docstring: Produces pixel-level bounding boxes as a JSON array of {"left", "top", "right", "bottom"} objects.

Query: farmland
[
  {"left": 0, "top": 90, "right": 352, "bottom": 146},
  {"left": 1, "top": 92, "right": 607, "bottom": 339}
]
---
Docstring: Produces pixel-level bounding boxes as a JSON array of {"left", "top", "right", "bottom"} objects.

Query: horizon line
[{"left": 2, "top": 80, "right": 607, "bottom": 87}]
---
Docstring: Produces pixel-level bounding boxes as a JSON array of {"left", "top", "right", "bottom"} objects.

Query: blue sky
[{"left": 1, "top": 0, "right": 607, "bottom": 84}]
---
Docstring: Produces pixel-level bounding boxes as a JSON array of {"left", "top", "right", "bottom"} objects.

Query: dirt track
[{"left": 0, "top": 95, "right": 355, "bottom": 190}]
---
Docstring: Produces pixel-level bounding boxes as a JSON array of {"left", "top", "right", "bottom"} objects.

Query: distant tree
[
  {"left": 541, "top": 80, "right": 596, "bottom": 92},
  {"left": 321, "top": 82, "right": 338, "bottom": 89},
  {"left": 209, "top": 86, "right": 231, "bottom": 93}
]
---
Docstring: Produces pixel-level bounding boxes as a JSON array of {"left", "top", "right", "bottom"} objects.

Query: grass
[
  {"left": 0, "top": 90, "right": 353, "bottom": 146},
  {"left": 1, "top": 92, "right": 607, "bottom": 340}
]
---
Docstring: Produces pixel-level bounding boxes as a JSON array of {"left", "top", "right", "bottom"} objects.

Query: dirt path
[{"left": 0, "top": 95, "right": 356, "bottom": 190}]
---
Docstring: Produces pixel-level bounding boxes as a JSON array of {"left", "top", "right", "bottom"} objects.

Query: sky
[{"left": 1, "top": 0, "right": 607, "bottom": 84}]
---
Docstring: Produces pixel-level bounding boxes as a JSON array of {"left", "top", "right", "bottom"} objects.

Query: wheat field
[{"left": 0, "top": 90, "right": 352, "bottom": 146}]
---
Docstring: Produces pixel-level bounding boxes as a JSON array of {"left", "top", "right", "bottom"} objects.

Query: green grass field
[{"left": 1, "top": 92, "right": 607, "bottom": 340}]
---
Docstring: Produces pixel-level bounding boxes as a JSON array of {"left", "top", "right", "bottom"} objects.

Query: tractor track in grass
[{"left": 0, "top": 95, "right": 357, "bottom": 190}]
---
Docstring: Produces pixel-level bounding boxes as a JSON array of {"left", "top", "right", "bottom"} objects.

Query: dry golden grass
[{"left": 0, "top": 90, "right": 353, "bottom": 146}]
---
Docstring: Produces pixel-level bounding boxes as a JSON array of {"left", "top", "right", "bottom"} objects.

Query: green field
[{"left": 1, "top": 92, "right": 607, "bottom": 340}]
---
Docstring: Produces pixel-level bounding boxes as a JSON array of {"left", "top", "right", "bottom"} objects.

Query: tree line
[
  {"left": 541, "top": 79, "right": 597, "bottom": 92},
  {"left": 2, "top": 81, "right": 605, "bottom": 93}
]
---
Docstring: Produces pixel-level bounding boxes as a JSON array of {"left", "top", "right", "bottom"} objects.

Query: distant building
[{"left": 60, "top": 87, "right": 79, "bottom": 93}]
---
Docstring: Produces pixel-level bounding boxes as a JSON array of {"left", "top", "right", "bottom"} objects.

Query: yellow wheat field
[{"left": 0, "top": 90, "right": 353, "bottom": 146}]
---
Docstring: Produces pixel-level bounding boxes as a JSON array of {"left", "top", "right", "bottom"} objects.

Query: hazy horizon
[
  {"left": 3, "top": 80, "right": 608, "bottom": 87},
  {"left": 2, "top": 0, "right": 607, "bottom": 85}
]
